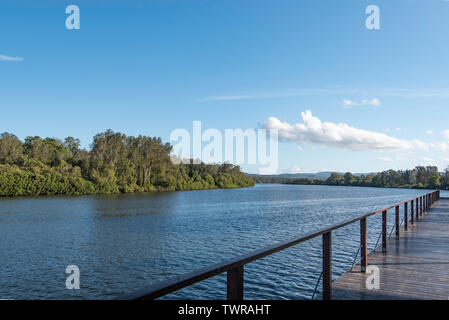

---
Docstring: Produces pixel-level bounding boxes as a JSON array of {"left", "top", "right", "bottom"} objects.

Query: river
[{"left": 0, "top": 184, "right": 438, "bottom": 299}]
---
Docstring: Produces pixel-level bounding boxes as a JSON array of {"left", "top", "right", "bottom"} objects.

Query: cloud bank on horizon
[{"left": 263, "top": 110, "right": 427, "bottom": 151}]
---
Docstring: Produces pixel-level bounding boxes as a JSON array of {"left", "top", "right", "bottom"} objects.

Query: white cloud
[
  {"left": 263, "top": 110, "right": 427, "bottom": 151},
  {"left": 343, "top": 99, "right": 355, "bottom": 106},
  {"left": 200, "top": 89, "right": 360, "bottom": 102},
  {"left": 396, "top": 156, "right": 406, "bottom": 161},
  {"left": 343, "top": 98, "right": 380, "bottom": 107},
  {"left": 366, "top": 98, "right": 380, "bottom": 106},
  {"left": 289, "top": 165, "right": 301, "bottom": 173},
  {"left": 200, "top": 87, "right": 449, "bottom": 102},
  {"left": 432, "top": 130, "right": 449, "bottom": 151},
  {"left": 377, "top": 157, "right": 393, "bottom": 162},
  {"left": 0, "top": 54, "right": 24, "bottom": 62},
  {"left": 423, "top": 157, "right": 435, "bottom": 163},
  {"left": 432, "top": 142, "right": 449, "bottom": 151},
  {"left": 426, "top": 130, "right": 434, "bottom": 135},
  {"left": 443, "top": 130, "right": 449, "bottom": 140}
]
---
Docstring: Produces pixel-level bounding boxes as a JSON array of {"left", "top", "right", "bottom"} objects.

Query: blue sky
[{"left": 1, "top": 0, "right": 449, "bottom": 174}]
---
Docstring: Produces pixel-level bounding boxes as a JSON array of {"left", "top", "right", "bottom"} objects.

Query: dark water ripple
[{"left": 0, "top": 184, "right": 439, "bottom": 300}]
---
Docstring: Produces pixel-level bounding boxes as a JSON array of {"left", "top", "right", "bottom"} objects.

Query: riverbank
[{"left": 251, "top": 166, "right": 447, "bottom": 191}]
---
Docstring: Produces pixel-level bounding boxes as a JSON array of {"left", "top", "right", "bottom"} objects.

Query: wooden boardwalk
[{"left": 332, "top": 197, "right": 449, "bottom": 300}]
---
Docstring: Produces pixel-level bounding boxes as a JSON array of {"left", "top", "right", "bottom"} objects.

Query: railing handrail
[{"left": 118, "top": 190, "right": 440, "bottom": 300}]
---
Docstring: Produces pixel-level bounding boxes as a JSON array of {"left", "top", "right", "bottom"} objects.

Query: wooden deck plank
[{"left": 331, "top": 197, "right": 449, "bottom": 300}]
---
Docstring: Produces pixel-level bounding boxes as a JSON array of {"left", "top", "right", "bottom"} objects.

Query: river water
[{"left": 0, "top": 184, "right": 436, "bottom": 299}]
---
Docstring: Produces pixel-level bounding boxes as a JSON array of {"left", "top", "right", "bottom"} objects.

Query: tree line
[
  {"left": 0, "top": 130, "right": 254, "bottom": 197},
  {"left": 284, "top": 166, "right": 448, "bottom": 189}
]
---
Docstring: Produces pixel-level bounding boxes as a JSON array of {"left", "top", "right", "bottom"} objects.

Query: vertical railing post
[
  {"left": 420, "top": 197, "right": 423, "bottom": 216},
  {"left": 423, "top": 195, "right": 426, "bottom": 213},
  {"left": 416, "top": 197, "right": 419, "bottom": 220},
  {"left": 404, "top": 202, "right": 408, "bottom": 231},
  {"left": 360, "top": 218, "right": 367, "bottom": 273},
  {"left": 322, "top": 232, "right": 332, "bottom": 300},
  {"left": 422, "top": 196, "right": 424, "bottom": 214},
  {"left": 382, "top": 210, "right": 387, "bottom": 253},
  {"left": 423, "top": 195, "right": 425, "bottom": 214},
  {"left": 411, "top": 200, "right": 414, "bottom": 225},
  {"left": 227, "top": 266, "right": 244, "bottom": 300},
  {"left": 418, "top": 197, "right": 420, "bottom": 217},
  {"left": 395, "top": 206, "right": 400, "bottom": 240}
]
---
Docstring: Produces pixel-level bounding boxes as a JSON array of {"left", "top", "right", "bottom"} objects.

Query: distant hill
[
  {"left": 246, "top": 171, "right": 372, "bottom": 183},
  {"left": 246, "top": 172, "right": 334, "bottom": 180}
]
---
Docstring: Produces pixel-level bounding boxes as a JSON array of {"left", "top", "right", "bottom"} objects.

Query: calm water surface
[{"left": 0, "top": 184, "right": 438, "bottom": 299}]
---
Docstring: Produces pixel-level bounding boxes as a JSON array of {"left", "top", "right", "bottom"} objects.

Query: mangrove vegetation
[{"left": 0, "top": 131, "right": 254, "bottom": 197}]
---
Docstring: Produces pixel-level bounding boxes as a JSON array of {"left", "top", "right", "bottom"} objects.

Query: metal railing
[{"left": 117, "top": 190, "right": 440, "bottom": 300}]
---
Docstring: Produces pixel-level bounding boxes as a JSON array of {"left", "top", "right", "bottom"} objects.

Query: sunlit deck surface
[{"left": 331, "top": 197, "right": 449, "bottom": 300}]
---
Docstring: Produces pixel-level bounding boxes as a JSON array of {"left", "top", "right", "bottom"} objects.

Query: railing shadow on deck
[{"left": 117, "top": 190, "right": 440, "bottom": 300}]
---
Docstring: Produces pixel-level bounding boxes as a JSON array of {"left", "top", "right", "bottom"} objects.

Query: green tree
[
  {"left": 344, "top": 172, "right": 355, "bottom": 185},
  {"left": 429, "top": 173, "right": 441, "bottom": 188}
]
